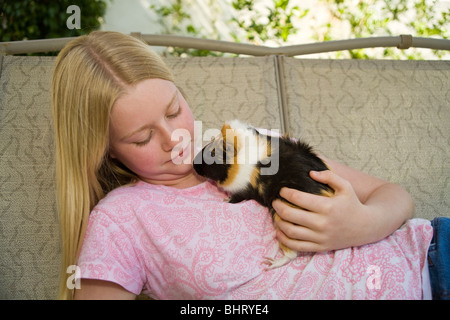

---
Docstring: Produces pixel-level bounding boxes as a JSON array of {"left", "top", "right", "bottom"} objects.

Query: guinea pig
[{"left": 193, "top": 119, "right": 334, "bottom": 269}]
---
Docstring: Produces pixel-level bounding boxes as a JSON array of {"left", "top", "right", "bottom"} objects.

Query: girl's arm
[
  {"left": 272, "top": 156, "right": 414, "bottom": 252},
  {"left": 74, "top": 279, "right": 136, "bottom": 300}
]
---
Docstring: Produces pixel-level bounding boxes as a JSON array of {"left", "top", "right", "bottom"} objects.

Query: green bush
[
  {"left": 0, "top": 0, "right": 107, "bottom": 42},
  {"left": 151, "top": 0, "right": 449, "bottom": 59}
]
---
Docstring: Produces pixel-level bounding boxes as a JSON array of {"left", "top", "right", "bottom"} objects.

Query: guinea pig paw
[
  {"left": 261, "top": 256, "right": 290, "bottom": 270},
  {"left": 261, "top": 257, "right": 274, "bottom": 264}
]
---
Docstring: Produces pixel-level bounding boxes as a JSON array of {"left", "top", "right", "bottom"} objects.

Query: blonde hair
[{"left": 52, "top": 31, "right": 174, "bottom": 299}]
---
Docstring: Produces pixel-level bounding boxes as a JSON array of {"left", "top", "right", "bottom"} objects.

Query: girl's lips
[{"left": 169, "top": 144, "right": 192, "bottom": 164}]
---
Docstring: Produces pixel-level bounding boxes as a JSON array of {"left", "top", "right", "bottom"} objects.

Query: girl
[{"left": 52, "top": 31, "right": 434, "bottom": 300}]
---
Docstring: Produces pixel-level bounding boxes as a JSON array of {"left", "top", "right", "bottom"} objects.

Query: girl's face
[{"left": 109, "top": 78, "right": 197, "bottom": 187}]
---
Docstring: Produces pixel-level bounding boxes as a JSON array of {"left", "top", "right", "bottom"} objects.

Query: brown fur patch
[
  {"left": 221, "top": 123, "right": 231, "bottom": 138},
  {"left": 250, "top": 167, "right": 260, "bottom": 189},
  {"left": 219, "top": 163, "right": 239, "bottom": 187},
  {"left": 221, "top": 124, "right": 239, "bottom": 155},
  {"left": 279, "top": 243, "right": 294, "bottom": 256},
  {"left": 266, "top": 138, "right": 272, "bottom": 157},
  {"left": 320, "top": 189, "right": 335, "bottom": 197}
]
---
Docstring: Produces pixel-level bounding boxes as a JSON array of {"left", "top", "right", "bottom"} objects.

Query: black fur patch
[{"left": 253, "top": 135, "right": 333, "bottom": 211}]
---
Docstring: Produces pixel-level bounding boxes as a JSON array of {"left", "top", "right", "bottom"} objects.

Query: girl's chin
[
  {"left": 156, "top": 162, "right": 195, "bottom": 178},
  {"left": 140, "top": 168, "right": 203, "bottom": 188},
  {"left": 164, "top": 159, "right": 194, "bottom": 170}
]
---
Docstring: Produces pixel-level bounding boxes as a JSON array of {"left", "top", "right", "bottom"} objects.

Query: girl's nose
[{"left": 160, "top": 124, "right": 178, "bottom": 152}]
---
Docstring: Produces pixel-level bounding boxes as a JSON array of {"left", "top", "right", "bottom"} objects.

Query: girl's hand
[{"left": 272, "top": 170, "right": 374, "bottom": 252}]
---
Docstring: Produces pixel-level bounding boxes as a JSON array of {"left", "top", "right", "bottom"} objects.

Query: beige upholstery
[
  {"left": 0, "top": 56, "right": 59, "bottom": 299},
  {"left": 0, "top": 54, "right": 448, "bottom": 299},
  {"left": 282, "top": 58, "right": 450, "bottom": 221},
  {"left": 166, "top": 56, "right": 282, "bottom": 131}
]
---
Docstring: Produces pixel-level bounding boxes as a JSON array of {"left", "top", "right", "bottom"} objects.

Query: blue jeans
[{"left": 428, "top": 217, "right": 450, "bottom": 300}]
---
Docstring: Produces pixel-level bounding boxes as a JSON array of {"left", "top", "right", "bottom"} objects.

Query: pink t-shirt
[{"left": 78, "top": 180, "right": 432, "bottom": 299}]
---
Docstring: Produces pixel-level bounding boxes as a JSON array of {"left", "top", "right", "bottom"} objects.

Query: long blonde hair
[{"left": 52, "top": 31, "right": 174, "bottom": 299}]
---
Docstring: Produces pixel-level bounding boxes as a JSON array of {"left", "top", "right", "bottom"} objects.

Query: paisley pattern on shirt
[{"left": 78, "top": 180, "right": 432, "bottom": 299}]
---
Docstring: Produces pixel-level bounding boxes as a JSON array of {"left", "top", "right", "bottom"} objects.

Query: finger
[
  {"left": 278, "top": 187, "right": 331, "bottom": 214},
  {"left": 310, "top": 170, "right": 351, "bottom": 194},
  {"left": 274, "top": 212, "right": 321, "bottom": 242},
  {"left": 276, "top": 229, "right": 325, "bottom": 253},
  {"left": 272, "top": 198, "right": 320, "bottom": 228}
]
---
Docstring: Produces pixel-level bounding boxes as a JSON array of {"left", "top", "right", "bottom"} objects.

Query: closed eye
[
  {"left": 166, "top": 92, "right": 181, "bottom": 119},
  {"left": 135, "top": 132, "right": 153, "bottom": 146},
  {"left": 166, "top": 104, "right": 181, "bottom": 119}
]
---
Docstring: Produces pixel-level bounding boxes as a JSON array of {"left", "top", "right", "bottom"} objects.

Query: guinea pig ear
[
  {"left": 221, "top": 123, "right": 232, "bottom": 140},
  {"left": 221, "top": 123, "right": 233, "bottom": 149}
]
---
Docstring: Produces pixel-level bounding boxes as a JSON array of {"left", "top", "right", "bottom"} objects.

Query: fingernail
[{"left": 272, "top": 199, "right": 279, "bottom": 210}]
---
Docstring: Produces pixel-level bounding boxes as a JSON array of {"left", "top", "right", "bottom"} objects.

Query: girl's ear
[{"left": 109, "top": 148, "right": 117, "bottom": 159}]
